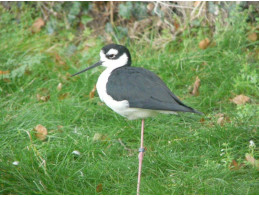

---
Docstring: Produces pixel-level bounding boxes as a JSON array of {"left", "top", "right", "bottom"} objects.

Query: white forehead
[{"left": 106, "top": 48, "right": 118, "bottom": 55}]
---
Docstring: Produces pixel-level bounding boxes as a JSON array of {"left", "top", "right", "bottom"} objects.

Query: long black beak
[{"left": 71, "top": 61, "right": 103, "bottom": 77}]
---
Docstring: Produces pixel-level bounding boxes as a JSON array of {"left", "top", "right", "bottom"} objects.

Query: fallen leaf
[
  {"left": 190, "top": 76, "right": 201, "bottom": 96},
  {"left": 229, "top": 159, "right": 243, "bottom": 170},
  {"left": 217, "top": 116, "right": 224, "bottom": 126},
  {"left": 230, "top": 94, "right": 250, "bottom": 105},
  {"left": 245, "top": 153, "right": 259, "bottom": 170},
  {"left": 0, "top": 70, "right": 9, "bottom": 75},
  {"left": 55, "top": 53, "right": 66, "bottom": 65},
  {"left": 89, "top": 85, "right": 97, "bottom": 99},
  {"left": 31, "top": 18, "right": 45, "bottom": 33},
  {"left": 215, "top": 113, "right": 231, "bottom": 126},
  {"left": 34, "top": 124, "right": 48, "bottom": 141},
  {"left": 200, "top": 118, "right": 205, "bottom": 124},
  {"left": 96, "top": 183, "right": 103, "bottom": 193},
  {"left": 36, "top": 94, "right": 50, "bottom": 102},
  {"left": 93, "top": 133, "right": 107, "bottom": 141},
  {"left": 58, "top": 93, "right": 69, "bottom": 100},
  {"left": 199, "top": 38, "right": 210, "bottom": 50},
  {"left": 57, "top": 83, "right": 62, "bottom": 91},
  {"left": 93, "top": 133, "right": 102, "bottom": 141},
  {"left": 248, "top": 32, "right": 257, "bottom": 42}
]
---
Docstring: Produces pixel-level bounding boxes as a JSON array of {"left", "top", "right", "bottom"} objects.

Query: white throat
[{"left": 100, "top": 50, "right": 128, "bottom": 69}]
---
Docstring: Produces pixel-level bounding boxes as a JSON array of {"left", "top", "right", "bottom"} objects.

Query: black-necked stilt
[{"left": 72, "top": 44, "right": 202, "bottom": 195}]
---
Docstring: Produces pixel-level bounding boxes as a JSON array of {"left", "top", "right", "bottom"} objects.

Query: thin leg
[{"left": 137, "top": 119, "right": 145, "bottom": 195}]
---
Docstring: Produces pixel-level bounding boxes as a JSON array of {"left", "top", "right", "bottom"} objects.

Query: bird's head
[{"left": 72, "top": 44, "right": 131, "bottom": 77}]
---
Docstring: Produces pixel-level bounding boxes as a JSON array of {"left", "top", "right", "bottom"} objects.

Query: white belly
[{"left": 96, "top": 68, "right": 158, "bottom": 120}]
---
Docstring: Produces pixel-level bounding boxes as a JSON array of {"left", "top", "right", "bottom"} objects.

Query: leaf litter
[
  {"left": 96, "top": 183, "right": 103, "bottom": 193},
  {"left": 31, "top": 18, "right": 45, "bottom": 33},
  {"left": 199, "top": 38, "right": 210, "bottom": 50},
  {"left": 34, "top": 124, "right": 48, "bottom": 141},
  {"left": 190, "top": 76, "right": 201, "bottom": 96},
  {"left": 245, "top": 153, "right": 259, "bottom": 170},
  {"left": 89, "top": 85, "right": 97, "bottom": 99},
  {"left": 230, "top": 94, "right": 250, "bottom": 105}
]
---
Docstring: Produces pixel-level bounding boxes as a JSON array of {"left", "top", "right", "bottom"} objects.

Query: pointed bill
[{"left": 71, "top": 61, "right": 103, "bottom": 77}]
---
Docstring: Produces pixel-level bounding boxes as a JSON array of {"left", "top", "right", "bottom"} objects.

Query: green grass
[{"left": 0, "top": 5, "right": 258, "bottom": 195}]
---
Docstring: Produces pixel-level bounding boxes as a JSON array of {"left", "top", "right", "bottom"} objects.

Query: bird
[{"left": 72, "top": 43, "right": 202, "bottom": 195}]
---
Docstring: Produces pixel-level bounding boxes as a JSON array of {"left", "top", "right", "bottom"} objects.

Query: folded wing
[{"left": 106, "top": 67, "right": 202, "bottom": 114}]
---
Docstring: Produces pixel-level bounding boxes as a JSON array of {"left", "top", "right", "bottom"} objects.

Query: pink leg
[{"left": 137, "top": 119, "right": 145, "bottom": 195}]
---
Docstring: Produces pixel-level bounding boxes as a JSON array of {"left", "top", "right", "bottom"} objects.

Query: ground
[{"left": 0, "top": 4, "right": 258, "bottom": 195}]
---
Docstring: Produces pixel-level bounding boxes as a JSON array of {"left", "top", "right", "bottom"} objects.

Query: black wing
[{"left": 106, "top": 67, "right": 202, "bottom": 114}]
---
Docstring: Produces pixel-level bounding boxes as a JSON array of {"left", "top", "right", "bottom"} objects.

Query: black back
[{"left": 106, "top": 66, "right": 202, "bottom": 114}]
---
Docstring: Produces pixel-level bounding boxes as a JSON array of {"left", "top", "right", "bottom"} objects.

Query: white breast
[{"left": 96, "top": 68, "right": 158, "bottom": 120}]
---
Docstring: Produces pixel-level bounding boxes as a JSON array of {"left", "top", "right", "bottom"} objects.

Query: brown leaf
[
  {"left": 93, "top": 133, "right": 102, "bottom": 141},
  {"left": 96, "top": 183, "right": 103, "bottom": 193},
  {"left": 58, "top": 93, "right": 69, "bottom": 100},
  {"left": 93, "top": 133, "right": 108, "bottom": 142},
  {"left": 217, "top": 116, "right": 225, "bottom": 126},
  {"left": 191, "top": 76, "right": 201, "bottom": 96},
  {"left": 55, "top": 53, "right": 66, "bottom": 65},
  {"left": 229, "top": 160, "right": 243, "bottom": 170},
  {"left": 36, "top": 94, "right": 50, "bottom": 102},
  {"left": 0, "top": 70, "right": 10, "bottom": 75},
  {"left": 245, "top": 153, "right": 259, "bottom": 170},
  {"left": 31, "top": 18, "right": 45, "bottom": 33},
  {"left": 57, "top": 83, "right": 62, "bottom": 91},
  {"left": 215, "top": 113, "right": 231, "bottom": 126},
  {"left": 199, "top": 38, "right": 210, "bottom": 50},
  {"left": 200, "top": 118, "right": 205, "bottom": 124},
  {"left": 248, "top": 32, "right": 257, "bottom": 42},
  {"left": 34, "top": 124, "right": 48, "bottom": 141},
  {"left": 230, "top": 94, "right": 250, "bottom": 105},
  {"left": 89, "top": 85, "right": 97, "bottom": 99},
  {"left": 93, "top": 133, "right": 105, "bottom": 141}
]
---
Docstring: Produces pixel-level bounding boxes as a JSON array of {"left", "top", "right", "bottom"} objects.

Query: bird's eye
[{"left": 107, "top": 54, "right": 116, "bottom": 59}]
